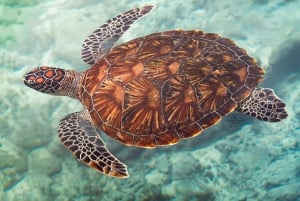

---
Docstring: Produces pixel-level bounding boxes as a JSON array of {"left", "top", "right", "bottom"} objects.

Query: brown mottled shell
[{"left": 81, "top": 30, "right": 264, "bottom": 147}]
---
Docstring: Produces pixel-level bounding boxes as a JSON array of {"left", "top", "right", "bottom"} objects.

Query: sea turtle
[{"left": 23, "top": 5, "right": 288, "bottom": 178}]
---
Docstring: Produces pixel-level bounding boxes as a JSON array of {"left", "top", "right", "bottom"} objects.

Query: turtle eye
[{"left": 23, "top": 67, "right": 43, "bottom": 87}]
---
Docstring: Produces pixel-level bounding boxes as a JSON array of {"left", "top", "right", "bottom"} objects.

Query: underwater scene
[{"left": 0, "top": 0, "right": 299, "bottom": 200}]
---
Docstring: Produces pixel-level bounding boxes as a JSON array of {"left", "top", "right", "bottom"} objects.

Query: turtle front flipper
[
  {"left": 81, "top": 5, "right": 154, "bottom": 65},
  {"left": 237, "top": 88, "right": 288, "bottom": 122},
  {"left": 58, "top": 111, "right": 129, "bottom": 178}
]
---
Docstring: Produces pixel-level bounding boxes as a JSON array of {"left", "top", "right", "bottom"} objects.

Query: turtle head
[{"left": 23, "top": 66, "right": 81, "bottom": 98}]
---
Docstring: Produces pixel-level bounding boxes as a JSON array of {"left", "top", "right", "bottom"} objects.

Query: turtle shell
[{"left": 80, "top": 30, "right": 265, "bottom": 147}]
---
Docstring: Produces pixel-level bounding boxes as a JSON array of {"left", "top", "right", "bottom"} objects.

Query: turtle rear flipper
[
  {"left": 58, "top": 111, "right": 129, "bottom": 178},
  {"left": 81, "top": 5, "right": 154, "bottom": 65},
  {"left": 237, "top": 88, "right": 288, "bottom": 122}
]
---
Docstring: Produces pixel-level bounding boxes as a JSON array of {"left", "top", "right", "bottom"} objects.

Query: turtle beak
[
  {"left": 23, "top": 77, "right": 36, "bottom": 88},
  {"left": 23, "top": 70, "right": 38, "bottom": 89},
  {"left": 23, "top": 78, "right": 30, "bottom": 87},
  {"left": 23, "top": 73, "right": 32, "bottom": 87}
]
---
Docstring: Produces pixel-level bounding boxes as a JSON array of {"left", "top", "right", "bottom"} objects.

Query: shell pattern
[{"left": 80, "top": 30, "right": 264, "bottom": 147}]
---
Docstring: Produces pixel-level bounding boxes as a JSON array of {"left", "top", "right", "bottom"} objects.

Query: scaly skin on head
[{"left": 23, "top": 66, "right": 84, "bottom": 99}]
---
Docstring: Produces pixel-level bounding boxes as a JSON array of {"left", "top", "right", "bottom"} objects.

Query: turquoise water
[{"left": 1, "top": 0, "right": 300, "bottom": 200}]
